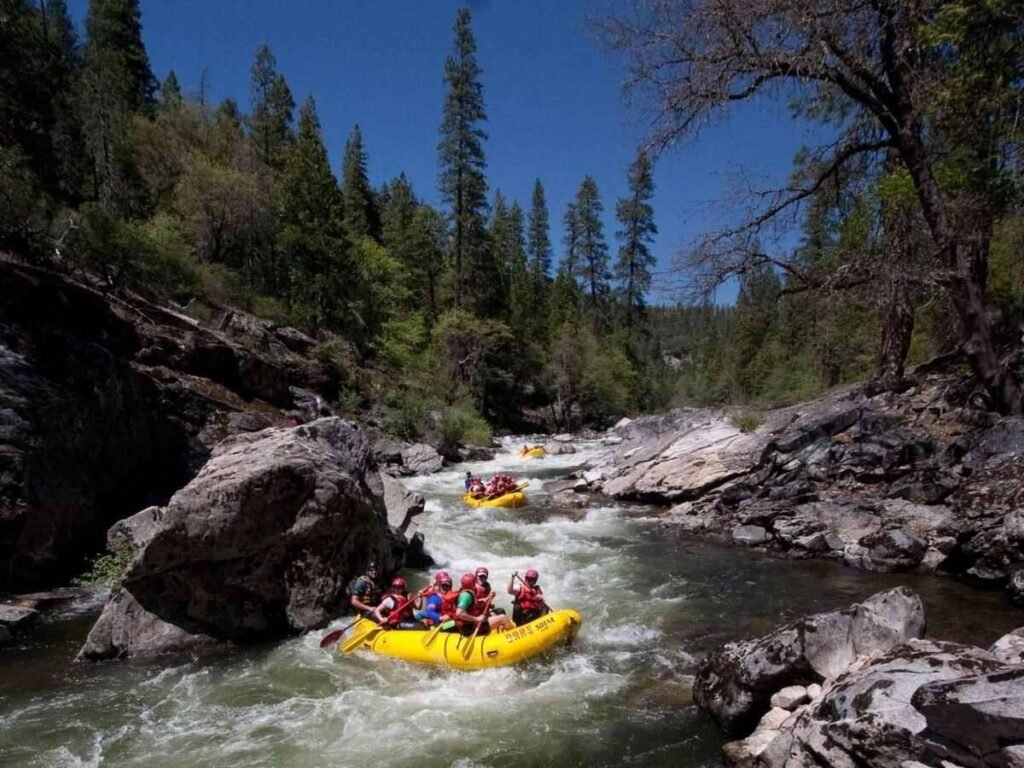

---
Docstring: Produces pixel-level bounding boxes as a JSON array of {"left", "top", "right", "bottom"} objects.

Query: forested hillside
[{"left": 2, "top": 0, "right": 1022, "bottom": 439}]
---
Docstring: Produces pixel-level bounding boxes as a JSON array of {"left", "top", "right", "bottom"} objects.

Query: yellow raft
[
  {"left": 462, "top": 490, "right": 527, "bottom": 508},
  {"left": 520, "top": 447, "right": 547, "bottom": 458},
  {"left": 342, "top": 610, "right": 582, "bottom": 669}
]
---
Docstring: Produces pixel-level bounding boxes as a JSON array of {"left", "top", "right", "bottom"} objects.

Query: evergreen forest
[{"left": 2, "top": 0, "right": 1023, "bottom": 445}]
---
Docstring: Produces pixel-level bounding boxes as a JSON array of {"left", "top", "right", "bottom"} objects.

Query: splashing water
[{"left": 1, "top": 438, "right": 1017, "bottom": 767}]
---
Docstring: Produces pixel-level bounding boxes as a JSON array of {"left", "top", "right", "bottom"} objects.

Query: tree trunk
[
  {"left": 896, "top": 126, "right": 1023, "bottom": 414},
  {"left": 867, "top": 270, "right": 914, "bottom": 394}
]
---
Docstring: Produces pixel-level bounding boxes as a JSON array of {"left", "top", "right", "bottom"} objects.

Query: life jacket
[
  {"left": 347, "top": 574, "right": 380, "bottom": 606},
  {"left": 444, "top": 588, "right": 482, "bottom": 629},
  {"left": 383, "top": 591, "right": 414, "bottom": 623},
  {"left": 515, "top": 584, "right": 544, "bottom": 613},
  {"left": 440, "top": 589, "right": 460, "bottom": 619}
]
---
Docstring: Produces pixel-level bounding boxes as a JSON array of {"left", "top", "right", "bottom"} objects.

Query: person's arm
[
  {"left": 507, "top": 571, "right": 518, "bottom": 596},
  {"left": 349, "top": 578, "right": 375, "bottom": 614},
  {"left": 371, "top": 596, "right": 394, "bottom": 623},
  {"left": 454, "top": 591, "right": 484, "bottom": 625}
]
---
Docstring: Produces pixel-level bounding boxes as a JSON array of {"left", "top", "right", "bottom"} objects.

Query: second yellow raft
[
  {"left": 343, "top": 609, "right": 582, "bottom": 669},
  {"left": 462, "top": 490, "right": 528, "bottom": 508},
  {"left": 520, "top": 447, "right": 547, "bottom": 458}
]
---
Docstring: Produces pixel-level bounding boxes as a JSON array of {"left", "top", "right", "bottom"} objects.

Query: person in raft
[
  {"left": 347, "top": 560, "right": 381, "bottom": 617},
  {"left": 413, "top": 570, "right": 450, "bottom": 626},
  {"left": 371, "top": 576, "right": 423, "bottom": 629},
  {"left": 474, "top": 566, "right": 506, "bottom": 616},
  {"left": 484, "top": 473, "right": 517, "bottom": 498},
  {"left": 442, "top": 573, "right": 514, "bottom": 635},
  {"left": 466, "top": 472, "right": 486, "bottom": 497},
  {"left": 508, "top": 568, "right": 548, "bottom": 625}
]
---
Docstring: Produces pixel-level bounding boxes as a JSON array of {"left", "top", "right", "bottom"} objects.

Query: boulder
[
  {"left": 693, "top": 587, "right": 925, "bottom": 735},
  {"left": 78, "top": 418, "right": 402, "bottom": 660},
  {"left": 600, "top": 415, "right": 769, "bottom": 501},
  {"left": 0, "top": 605, "right": 39, "bottom": 632},
  {"left": 990, "top": 628, "right": 1024, "bottom": 665},
  {"left": 107, "top": 505, "right": 165, "bottom": 554},
  {"left": 380, "top": 473, "right": 425, "bottom": 534},
  {"left": 400, "top": 443, "right": 444, "bottom": 475},
  {"left": 733, "top": 525, "right": 768, "bottom": 546},
  {"left": 770, "top": 685, "right": 809, "bottom": 710},
  {"left": 757, "top": 639, "right": 1023, "bottom": 768},
  {"left": 542, "top": 441, "right": 577, "bottom": 455}
]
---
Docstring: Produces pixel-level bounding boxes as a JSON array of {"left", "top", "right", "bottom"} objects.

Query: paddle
[
  {"left": 319, "top": 615, "right": 364, "bottom": 649},
  {"left": 461, "top": 593, "right": 494, "bottom": 660},
  {"left": 340, "top": 590, "right": 423, "bottom": 655},
  {"left": 421, "top": 619, "right": 454, "bottom": 647},
  {"left": 513, "top": 572, "right": 553, "bottom": 615}
]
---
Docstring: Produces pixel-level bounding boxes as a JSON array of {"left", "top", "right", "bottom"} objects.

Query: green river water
[{"left": 1, "top": 438, "right": 1019, "bottom": 767}]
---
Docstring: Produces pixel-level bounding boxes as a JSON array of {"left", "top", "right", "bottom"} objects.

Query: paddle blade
[
  {"left": 341, "top": 625, "right": 381, "bottom": 654},
  {"left": 421, "top": 623, "right": 444, "bottom": 647},
  {"left": 319, "top": 627, "right": 345, "bottom": 649}
]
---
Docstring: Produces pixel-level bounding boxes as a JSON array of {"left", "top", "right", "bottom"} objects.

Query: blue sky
[{"left": 68, "top": 0, "right": 821, "bottom": 304}]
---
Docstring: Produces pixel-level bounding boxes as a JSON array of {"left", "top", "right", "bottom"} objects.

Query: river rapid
[{"left": 1, "top": 437, "right": 1019, "bottom": 767}]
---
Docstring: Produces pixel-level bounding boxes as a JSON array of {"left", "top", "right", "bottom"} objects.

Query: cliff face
[{"left": 0, "top": 260, "right": 337, "bottom": 590}]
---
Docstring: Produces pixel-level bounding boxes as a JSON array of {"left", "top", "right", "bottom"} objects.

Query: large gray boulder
[
  {"left": 757, "top": 639, "right": 1024, "bottom": 768},
  {"left": 380, "top": 473, "right": 424, "bottom": 534},
  {"left": 78, "top": 418, "right": 402, "bottom": 660},
  {"left": 694, "top": 587, "right": 925, "bottom": 735}
]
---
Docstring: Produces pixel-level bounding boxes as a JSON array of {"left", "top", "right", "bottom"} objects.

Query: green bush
[
  {"left": 74, "top": 539, "right": 136, "bottom": 587},
  {"left": 439, "top": 402, "right": 492, "bottom": 451},
  {"left": 731, "top": 410, "right": 763, "bottom": 433}
]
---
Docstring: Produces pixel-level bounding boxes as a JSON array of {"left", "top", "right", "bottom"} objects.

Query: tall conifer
[
  {"left": 438, "top": 6, "right": 489, "bottom": 311},
  {"left": 80, "top": 0, "right": 156, "bottom": 210},
  {"left": 342, "top": 124, "right": 378, "bottom": 240},
  {"left": 573, "top": 176, "right": 610, "bottom": 317},
  {"left": 277, "top": 96, "right": 344, "bottom": 328},
  {"left": 248, "top": 44, "right": 294, "bottom": 169},
  {"left": 614, "top": 149, "right": 657, "bottom": 329}
]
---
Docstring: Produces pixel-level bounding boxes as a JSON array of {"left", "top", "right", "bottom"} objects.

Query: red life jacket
[
  {"left": 440, "top": 589, "right": 460, "bottom": 619},
  {"left": 474, "top": 582, "right": 489, "bottom": 604},
  {"left": 445, "top": 588, "right": 482, "bottom": 629},
  {"left": 515, "top": 584, "right": 543, "bottom": 613},
  {"left": 383, "top": 591, "right": 414, "bottom": 623}
]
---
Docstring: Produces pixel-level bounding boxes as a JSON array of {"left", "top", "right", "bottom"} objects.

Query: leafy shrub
[
  {"left": 731, "top": 410, "right": 763, "bottom": 433},
  {"left": 74, "top": 539, "right": 136, "bottom": 587}
]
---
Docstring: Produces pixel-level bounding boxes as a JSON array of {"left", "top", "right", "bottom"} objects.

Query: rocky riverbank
[
  {"left": 583, "top": 372, "right": 1024, "bottom": 605},
  {"left": 0, "top": 260, "right": 451, "bottom": 593},
  {"left": 692, "top": 588, "right": 1024, "bottom": 767}
]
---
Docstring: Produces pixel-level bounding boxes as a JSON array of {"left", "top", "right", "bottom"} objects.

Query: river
[{"left": 1, "top": 437, "right": 1019, "bottom": 767}]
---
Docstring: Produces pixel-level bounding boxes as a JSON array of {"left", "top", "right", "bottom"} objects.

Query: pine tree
[
  {"left": 485, "top": 190, "right": 512, "bottom": 319},
  {"left": 342, "top": 124, "right": 379, "bottom": 240},
  {"left": 248, "top": 44, "right": 294, "bottom": 169},
  {"left": 573, "top": 175, "right": 611, "bottom": 318},
  {"left": 41, "top": 0, "right": 84, "bottom": 199},
  {"left": 277, "top": 95, "right": 345, "bottom": 329},
  {"left": 438, "top": 6, "right": 489, "bottom": 312},
  {"left": 506, "top": 201, "right": 532, "bottom": 334},
  {"left": 527, "top": 178, "right": 552, "bottom": 330},
  {"left": 80, "top": 0, "right": 156, "bottom": 211},
  {"left": 160, "top": 70, "right": 182, "bottom": 109},
  {"left": 615, "top": 148, "right": 657, "bottom": 329}
]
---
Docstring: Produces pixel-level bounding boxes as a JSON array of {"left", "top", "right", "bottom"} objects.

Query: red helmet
[
  {"left": 391, "top": 576, "right": 407, "bottom": 591},
  {"left": 475, "top": 566, "right": 489, "bottom": 578},
  {"left": 525, "top": 569, "right": 539, "bottom": 583},
  {"left": 460, "top": 573, "right": 477, "bottom": 590},
  {"left": 435, "top": 570, "right": 451, "bottom": 584}
]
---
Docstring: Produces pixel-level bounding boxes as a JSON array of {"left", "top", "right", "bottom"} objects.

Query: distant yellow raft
[
  {"left": 342, "top": 610, "right": 582, "bottom": 669},
  {"left": 520, "top": 447, "right": 547, "bottom": 458},
  {"left": 462, "top": 490, "right": 528, "bottom": 508}
]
